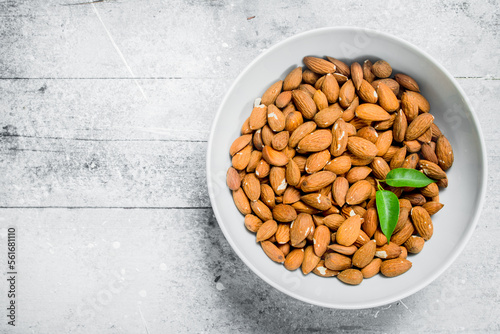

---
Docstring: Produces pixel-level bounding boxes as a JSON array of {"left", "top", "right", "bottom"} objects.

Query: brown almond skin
[
  {"left": 363, "top": 60, "right": 375, "bottom": 83},
  {"left": 361, "top": 258, "right": 382, "bottom": 278},
  {"left": 290, "top": 213, "right": 314, "bottom": 246},
  {"left": 347, "top": 136, "right": 378, "bottom": 159},
  {"left": 242, "top": 173, "right": 261, "bottom": 201},
  {"left": 226, "top": 166, "right": 241, "bottom": 191},
  {"left": 422, "top": 202, "right": 444, "bottom": 215},
  {"left": 230, "top": 134, "right": 253, "bottom": 156},
  {"left": 261, "top": 80, "right": 283, "bottom": 106},
  {"left": 302, "top": 245, "right": 321, "bottom": 275},
  {"left": 313, "top": 225, "right": 330, "bottom": 257},
  {"left": 289, "top": 121, "right": 317, "bottom": 148},
  {"left": 351, "top": 62, "right": 363, "bottom": 90},
  {"left": 261, "top": 241, "right": 285, "bottom": 263},
  {"left": 338, "top": 269, "right": 363, "bottom": 285},
  {"left": 352, "top": 240, "right": 376, "bottom": 268},
  {"left": 249, "top": 105, "right": 268, "bottom": 130},
  {"left": 363, "top": 207, "right": 378, "bottom": 238},
  {"left": 436, "top": 135, "right": 454, "bottom": 170},
  {"left": 332, "top": 177, "right": 349, "bottom": 207},
  {"left": 272, "top": 204, "right": 297, "bottom": 223},
  {"left": 404, "top": 235, "right": 425, "bottom": 254},
  {"left": 375, "top": 243, "right": 402, "bottom": 259},
  {"left": 339, "top": 79, "right": 355, "bottom": 108},
  {"left": 406, "top": 113, "right": 434, "bottom": 141},
  {"left": 358, "top": 79, "right": 378, "bottom": 103},
  {"left": 262, "top": 146, "right": 289, "bottom": 167},
  {"left": 297, "top": 129, "right": 333, "bottom": 153},
  {"left": 267, "top": 104, "right": 286, "bottom": 132},
  {"left": 412, "top": 206, "right": 434, "bottom": 240},
  {"left": 336, "top": 214, "right": 362, "bottom": 246},
  {"left": 232, "top": 145, "right": 252, "bottom": 170},
  {"left": 256, "top": 220, "right": 278, "bottom": 242},
  {"left": 372, "top": 60, "right": 392, "bottom": 78},
  {"left": 292, "top": 90, "right": 318, "bottom": 119},
  {"left": 303, "top": 56, "right": 336, "bottom": 74},
  {"left": 251, "top": 200, "right": 273, "bottom": 221},
  {"left": 328, "top": 244, "right": 358, "bottom": 256},
  {"left": 327, "top": 57, "right": 350, "bottom": 76},
  {"left": 346, "top": 180, "right": 372, "bottom": 205},
  {"left": 260, "top": 184, "right": 275, "bottom": 209},
  {"left": 355, "top": 103, "right": 391, "bottom": 121},
  {"left": 283, "top": 67, "right": 303, "bottom": 91},
  {"left": 313, "top": 260, "right": 339, "bottom": 277},
  {"left": 394, "top": 73, "right": 419, "bottom": 92},
  {"left": 301, "top": 171, "right": 336, "bottom": 193},
  {"left": 322, "top": 73, "right": 340, "bottom": 103},
  {"left": 233, "top": 188, "right": 251, "bottom": 215},
  {"left": 324, "top": 252, "right": 352, "bottom": 271},
  {"left": 380, "top": 258, "right": 412, "bottom": 277},
  {"left": 325, "top": 156, "right": 351, "bottom": 174},
  {"left": 285, "top": 159, "right": 301, "bottom": 186},
  {"left": 284, "top": 248, "right": 304, "bottom": 271},
  {"left": 244, "top": 214, "right": 263, "bottom": 233}
]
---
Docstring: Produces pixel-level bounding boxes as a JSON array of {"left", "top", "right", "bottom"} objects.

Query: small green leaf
[
  {"left": 385, "top": 168, "right": 434, "bottom": 188},
  {"left": 376, "top": 190, "right": 400, "bottom": 242}
]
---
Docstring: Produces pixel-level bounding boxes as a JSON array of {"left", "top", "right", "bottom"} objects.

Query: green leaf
[
  {"left": 376, "top": 190, "right": 400, "bottom": 242},
  {"left": 385, "top": 168, "right": 434, "bottom": 188}
]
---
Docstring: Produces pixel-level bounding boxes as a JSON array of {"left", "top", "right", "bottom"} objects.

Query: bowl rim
[{"left": 206, "top": 26, "right": 488, "bottom": 309}]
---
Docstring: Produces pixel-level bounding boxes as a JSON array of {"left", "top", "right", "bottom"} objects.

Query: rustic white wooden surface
[{"left": 0, "top": 0, "right": 499, "bottom": 333}]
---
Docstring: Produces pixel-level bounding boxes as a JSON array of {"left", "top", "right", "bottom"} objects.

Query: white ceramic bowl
[{"left": 206, "top": 27, "right": 487, "bottom": 309}]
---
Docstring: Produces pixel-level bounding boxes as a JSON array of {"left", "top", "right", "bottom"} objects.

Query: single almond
[
  {"left": 269, "top": 166, "right": 287, "bottom": 195},
  {"left": 361, "top": 258, "right": 382, "bottom": 278},
  {"left": 323, "top": 214, "right": 345, "bottom": 231},
  {"left": 325, "top": 252, "right": 352, "bottom": 271},
  {"left": 355, "top": 103, "right": 391, "bottom": 121},
  {"left": 285, "top": 111, "right": 304, "bottom": 132},
  {"left": 292, "top": 89, "right": 318, "bottom": 119},
  {"left": 285, "top": 159, "right": 301, "bottom": 186},
  {"left": 375, "top": 130, "right": 393, "bottom": 157},
  {"left": 406, "top": 113, "right": 434, "bottom": 141},
  {"left": 297, "top": 130, "right": 333, "bottom": 153},
  {"left": 226, "top": 166, "right": 241, "bottom": 190},
  {"left": 271, "top": 131, "right": 289, "bottom": 151},
  {"left": 260, "top": 184, "right": 276, "bottom": 209},
  {"left": 336, "top": 214, "right": 362, "bottom": 246},
  {"left": 302, "top": 69, "right": 320, "bottom": 85},
  {"left": 332, "top": 177, "right": 349, "bottom": 207},
  {"left": 242, "top": 173, "right": 261, "bottom": 201},
  {"left": 302, "top": 245, "right": 321, "bottom": 275},
  {"left": 233, "top": 188, "right": 251, "bottom": 215},
  {"left": 261, "top": 80, "right": 283, "bottom": 105},
  {"left": 380, "top": 258, "right": 412, "bottom": 277},
  {"left": 345, "top": 180, "right": 372, "bottom": 205},
  {"left": 230, "top": 134, "right": 253, "bottom": 156},
  {"left": 363, "top": 60, "right": 376, "bottom": 83},
  {"left": 321, "top": 73, "right": 340, "bottom": 103},
  {"left": 284, "top": 248, "right": 304, "bottom": 271},
  {"left": 338, "top": 269, "right": 363, "bottom": 285},
  {"left": 436, "top": 135, "right": 454, "bottom": 170},
  {"left": 372, "top": 60, "right": 392, "bottom": 78},
  {"left": 390, "top": 221, "right": 414, "bottom": 245},
  {"left": 313, "top": 225, "right": 330, "bottom": 257},
  {"left": 256, "top": 219, "right": 278, "bottom": 242},
  {"left": 352, "top": 239, "right": 376, "bottom": 268},
  {"left": 272, "top": 204, "right": 297, "bottom": 223},
  {"left": 267, "top": 104, "right": 286, "bottom": 132},
  {"left": 255, "top": 159, "right": 270, "bottom": 179},
  {"left": 275, "top": 91, "right": 292, "bottom": 109},
  {"left": 313, "top": 89, "right": 329, "bottom": 110},
  {"left": 422, "top": 202, "right": 444, "bottom": 215},
  {"left": 394, "top": 73, "right": 419, "bottom": 92},
  {"left": 290, "top": 213, "right": 314, "bottom": 246},
  {"left": 358, "top": 79, "right": 378, "bottom": 103},
  {"left": 375, "top": 243, "right": 402, "bottom": 259},
  {"left": 305, "top": 149, "right": 330, "bottom": 174},
  {"left": 244, "top": 214, "right": 262, "bottom": 232},
  {"left": 301, "top": 193, "right": 332, "bottom": 211},
  {"left": 342, "top": 96, "right": 359, "bottom": 122},
  {"left": 283, "top": 67, "right": 302, "bottom": 91},
  {"left": 282, "top": 187, "right": 301, "bottom": 205},
  {"left": 331, "top": 118, "right": 349, "bottom": 157},
  {"left": 363, "top": 207, "right": 378, "bottom": 238},
  {"left": 303, "top": 56, "right": 336, "bottom": 74},
  {"left": 357, "top": 126, "right": 378, "bottom": 144},
  {"left": 301, "top": 171, "right": 336, "bottom": 192},
  {"left": 411, "top": 206, "right": 433, "bottom": 240},
  {"left": 421, "top": 143, "right": 439, "bottom": 164},
  {"left": 313, "top": 260, "right": 339, "bottom": 277},
  {"left": 351, "top": 62, "right": 363, "bottom": 90},
  {"left": 377, "top": 82, "right": 399, "bottom": 112},
  {"left": 260, "top": 241, "right": 285, "bottom": 263},
  {"left": 347, "top": 136, "right": 378, "bottom": 159},
  {"left": 339, "top": 79, "right": 355, "bottom": 108},
  {"left": 419, "top": 159, "right": 447, "bottom": 179},
  {"left": 325, "top": 155, "right": 351, "bottom": 174},
  {"left": 262, "top": 146, "right": 289, "bottom": 167},
  {"left": 250, "top": 200, "right": 273, "bottom": 221},
  {"left": 313, "top": 103, "right": 343, "bottom": 128},
  {"left": 289, "top": 121, "right": 317, "bottom": 148},
  {"left": 246, "top": 150, "right": 262, "bottom": 173},
  {"left": 370, "top": 157, "right": 390, "bottom": 180},
  {"left": 345, "top": 166, "right": 372, "bottom": 183}
]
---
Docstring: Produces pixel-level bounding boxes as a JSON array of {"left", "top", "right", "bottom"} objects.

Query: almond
[
  {"left": 363, "top": 60, "right": 376, "bottom": 83},
  {"left": 401, "top": 91, "right": 418, "bottom": 121},
  {"left": 404, "top": 140, "right": 422, "bottom": 154},
  {"left": 290, "top": 213, "right": 314, "bottom": 246},
  {"left": 292, "top": 89, "right": 317, "bottom": 119},
  {"left": 421, "top": 182, "right": 439, "bottom": 197},
  {"left": 267, "top": 104, "right": 286, "bottom": 132},
  {"left": 260, "top": 184, "right": 276, "bottom": 208},
  {"left": 325, "top": 252, "right": 352, "bottom": 271},
  {"left": 421, "top": 143, "right": 439, "bottom": 164},
  {"left": 272, "top": 204, "right": 297, "bottom": 223},
  {"left": 321, "top": 73, "right": 340, "bottom": 103},
  {"left": 412, "top": 206, "right": 433, "bottom": 240},
  {"left": 255, "top": 159, "right": 270, "bottom": 178},
  {"left": 249, "top": 105, "right": 268, "bottom": 130},
  {"left": 346, "top": 180, "right": 372, "bottom": 205},
  {"left": 394, "top": 73, "right": 419, "bottom": 92},
  {"left": 326, "top": 57, "right": 350, "bottom": 76},
  {"left": 260, "top": 241, "right": 285, "bottom": 263},
  {"left": 251, "top": 200, "right": 273, "bottom": 221},
  {"left": 271, "top": 131, "right": 289, "bottom": 151},
  {"left": 332, "top": 177, "right": 349, "bottom": 207},
  {"left": 390, "top": 109, "right": 405, "bottom": 143},
  {"left": 289, "top": 121, "right": 317, "bottom": 148},
  {"left": 282, "top": 187, "right": 301, "bottom": 205},
  {"left": 355, "top": 103, "right": 391, "bottom": 121},
  {"left": 431, "top": 123, "right": 442, "bottom": 140},
  {"left": 346, "top": 166, "right": 372, "bottom": 183},
  {"left": 297, "top": 130, "right": 333, "bottom": 153},
  {"left": 285, "top": 159, "right": 301, "bottom": 186},
  {"left": 241, "top": 117, "right": 252, "bottom": 135},
  {"left": 285, "top": 111, "right": 304, "bottom": 132},
  {"left": 375, "top": 243, "right": 402, "bottom": 259},
  {"left": 313, "top": 260, "right": 339, "bottom": 277},
  {"left": 375, "top": 130, "right": 393, "bottom": 156},
  {"left": 232, "top": 188, "right": 251, "bottom": 215},
  {"left": 242, "top": 173, "right": 261, "bottom": 201},
  {"left": 342, "top": 96, "right": 359, "bottom": 122},
  {"left": 390, "top": 220, "right": 414, "bottom": 245},
  {"left": 246, "top": 150, "right": 262, "bottom": 173},
  {"left": 305, "top": 149, "right": 330, "bottom": 174},
  {"left": 313, "top": 225, "right": 330, "bottom": 257},
  {"left": 361, "top": 258, "right": 382, "bottom": 278},
  {"left": 313, "top": 89, "right": 328, "bottom": 110},
  {"left": 303, "top": 56, "right": 336, "bottom": 74},
  {"left": 269, "top": 166, "right": 287, "bottom": 195},
  {"left": 371, "top": 78, "right": 400, "bottom": 95},
  {"left": 283, "top": 67, "right": 302, "bottom": 91},
  {"left": 422, "top": 201, "right": 444, "bottom": 215},
  {"left": 328, "top": 244, "right": 357, "bottom": 256},
  {"left": 336, "top": 214, "right": 362, "bottom": 246},
  {"left": 402, "top": 193, "right": 426, "bottom": 206},
  {"left": 406, "top": 113, "right": 434, "bottom": 141},
  {"left": 299, "top": 83, "right": 316, "bottom": 97},
  {"left": 262, "top": 146, "right": 289, "bottom": 167},
  {"left": 404, "top": 235, "right": 425, "bottom": 254},
  {"left": 419, "top": 160, "right": 447, "bottom": 179},
  {"left": 302, "top": 69, "right": 320, "bottom": 85},
  {"left": 350, "top": 62, "right": 363, "bottom": 90},
  {"left": 301, "top": 171, "right": 336, "bottom": 192},
  {"left": 339, "top": 79, "right": 355, "bottom": 108},
  {"left": 256, "top": 219, "right": 278, "bottom": 242},
  {"left": 244, "top": 214, "right": 262, "bottom": 232},
  {"left": 325, "top": 155, "right": 351, "bottom": 175},
  {"left": 436, "top": 135, "right": 454, "bottom": 170},
  {"left": 402, "top": 152, "right": 419, "bottom": 169},
  {"left": 313, "top": 103, "right": 343, "bottom": 128},
  {"left": 261, "top": 80, "right": 283, "bottom": 106},
  {"left": 380, "top": 258, "right": 412, "bottom": 277},
  {"left": 370, "top": 157, "right": 390, "bottom": 180},
  {"left": 323, "top": 214, "right": 345, "bottom": 231},
  {"left": 372, "top": 60, "right": 392, "bottom": 78},
  {"left": 230, "top": 134, "right": 253, "bottom": 156},
  {"left": 377, "top": 82, "right": 399, "bottom": 112},
  {"left": 331, "top": 118, "right": 349, "bottom": 157},
  {"left": 302, "top": 245, "right": 321, "bottom": 275},
  {"left": 352, "top": 239, "right": 376, "bottom": 268},
  {"left": 261, "top": 125, "right": 274, "bottom": 146},
  {"left": 358, "top": 79, "right": 378, "bottom": 103},
  {"left": 291, "top": 201, "right": 320, "bottom": 215},
  {"left": 275, "top": 91, "right": 292, "bottom": 109},
  {"left": 363, "top": 207, "right": 378, "bottom": 238},
  {"left": 284, "top": 248, "right": 304, "bottom": 271},
  {"left": 357, "top": 126, "right": 378, "bottom": 144},
  {"left": 347, "top": 136, "right": 378, "bottom": 159},
  {"left": 226, "top": 166, "right": 241, "bottom": 190},
  {"left": 301, "top": 193, "right": 332, "bottom": 211},
  {"left": 278, "top": 243, "right": 290, "bottom": 256},
  {"left": 274, "top": 223, "right": 290, "bottom": 244},
  {"left": 338, "top": 269, "right": 363, "bottom": 285}
]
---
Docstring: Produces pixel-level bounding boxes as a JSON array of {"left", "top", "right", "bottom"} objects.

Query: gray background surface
[{"left": 0, "top": 0, "right": 499, "bottom": 333}]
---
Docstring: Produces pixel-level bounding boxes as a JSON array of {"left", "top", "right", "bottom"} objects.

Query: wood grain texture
[{"left": 0, "top": 0, "right": 499, "bottom": 332}]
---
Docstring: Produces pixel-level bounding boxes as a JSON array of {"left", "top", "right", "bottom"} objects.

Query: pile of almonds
[{"left": 226, "top": 56, "right": 454, "bottom": 285}]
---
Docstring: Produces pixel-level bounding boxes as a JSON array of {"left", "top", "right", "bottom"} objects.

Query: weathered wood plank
[
  {"left": 0, "top": 208, "right": 497, "bottom": 333},
  {"left": 0, "top": 78, "right": 497, "bottom": 142},
  {"left": 0, "top": 0, "right": 498, "bottom": 78}
]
